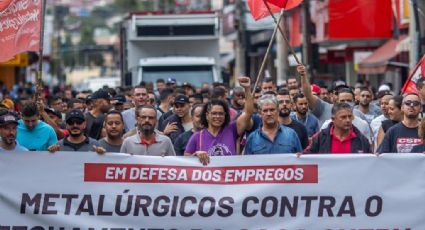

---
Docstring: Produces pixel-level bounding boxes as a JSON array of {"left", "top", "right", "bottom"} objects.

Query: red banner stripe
[{"left": 84, "top": 163, "right": 318, "bottom": 185}]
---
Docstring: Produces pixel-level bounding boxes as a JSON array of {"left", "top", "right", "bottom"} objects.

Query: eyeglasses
[
  {"left": 403, "top": 100, "right": 421, "bottom": 107},
  {"left": 67, "top": 120, "right": 84, "bottom": 125},
  {"left": 208, "top": 112, "right": 225, "bottom": 117},
  {"left": 278, "top": 100, "right": 291, "bottom": 104}
]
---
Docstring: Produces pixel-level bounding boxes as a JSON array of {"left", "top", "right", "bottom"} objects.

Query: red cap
[{"left": 311, "top": 84, "right": 321, "bottom": 94}]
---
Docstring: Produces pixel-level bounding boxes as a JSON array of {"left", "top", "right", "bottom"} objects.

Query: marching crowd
[{"left": 0, "top": 65, "right": 424, "bottom": 164}]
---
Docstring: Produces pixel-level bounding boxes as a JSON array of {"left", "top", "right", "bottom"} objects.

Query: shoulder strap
[{"left": 199, "top": 130, "right": 203, "bottom": 151}]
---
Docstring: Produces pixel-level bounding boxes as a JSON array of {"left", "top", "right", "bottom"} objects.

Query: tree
[
  {"left": 79, "top": 25, "right": 104, "bottom": 66},
  {"left": 61, "top": 34, "right": 76, "bottom": 67},
  {"left": 112, "top": 0, "right": 144, "bottom": 13}
]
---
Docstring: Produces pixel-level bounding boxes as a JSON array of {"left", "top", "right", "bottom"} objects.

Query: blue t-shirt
[
  {"left": 0, "top": 142, "right": 28, "bottom": 152},
  {"left": 17, "top": 120, "right": 58, "bottom": 151},
  {"left": 245, "top": 125, "right": 302, "bottom": 154},
  {"left": 290, "top": 112, "right": 320, "bottom": 137}
]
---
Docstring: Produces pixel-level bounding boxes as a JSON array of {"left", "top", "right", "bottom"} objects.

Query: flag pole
[
  {"left": 262, "top": 0, "right": 302, "bottom": 65},
  {"left": 35, "top": 0, "right": 47, "bottom": 102},
  {"left": 252, "top": 10, "right": 284, "bottom": 92}
]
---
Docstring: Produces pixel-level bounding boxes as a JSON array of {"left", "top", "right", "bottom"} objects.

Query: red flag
[
  {"left": 0, "top": 0, "right": 43, "bottom": 62},
  {"left": 265, "top": 0, "right": 289, "bottom": 8},
  {"left": 401, "top": 54, "right": 425, "bottom": 94},
  {"left": 248, "top": 0, "right": 303, "bottom": 21}
]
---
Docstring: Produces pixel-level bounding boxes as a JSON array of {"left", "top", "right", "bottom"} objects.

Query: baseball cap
[
  {"left": 65, "top": 109, "right": 85, "bottom": 123},
  {"left": 44, "top": 108, "right": 62, "bottom": 119},
  {"left": 332, "top": 80, "right": 348, "bottom": 91},
  {"left": 86, "top": 94, "right": 93, "bottom": 101},
  {"left": 377, "top": 90, "right": 393, "bottom": 99},
  {"left": 113, "top": 95, "right": 126, "bottom": 104},
  {"left": 311, "top": 84, "right": 321, "bottom": 94},
  {"left": 0, "top": 112, "right": 18, "bottom": 126},
  {"left": 1, "top": 99, "right": 14, "bottom": 110},
  {"left": 378, "top": 84, "right": 391, "bottom": 92},
  {"left": 174, "top": 94, "right": 189, "bottom": 104},
  {"left": 167, "top": 78, "right": 177, "bottom": 84},
  {"left": 91, "top": 89, "right": 112, "bottom": 100}
]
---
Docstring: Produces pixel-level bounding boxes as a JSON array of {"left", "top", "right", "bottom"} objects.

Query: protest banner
[{"left": 0, "top": 152, "right": 424, "bottom": 229}]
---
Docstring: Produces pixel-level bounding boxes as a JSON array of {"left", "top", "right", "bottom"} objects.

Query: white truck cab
[
  {"left": 120, "top": 12, "right": 221, "bottom": 87},
  {"left": 137, "top": 56, "right": 218, "bottom": 86}
]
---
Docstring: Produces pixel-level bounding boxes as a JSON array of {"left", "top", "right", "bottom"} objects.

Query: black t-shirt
[
  {"left": 381, "top": 120, "right": 399, "bottom": 133},
  {"left": 378, "top": 122, "right": 422, "bottom": 153},
  {"left": 85, "top": 112, "right": 105, "bottom": 140},
  {"left": 411, "top": 144, "right": 425, "bottom": 153},
  {"left": 284, "top": 119, "right": 309, "bottom": 149}
]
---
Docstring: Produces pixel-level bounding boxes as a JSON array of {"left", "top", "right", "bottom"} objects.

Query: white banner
[{"left": 1, "top": 152, "right": 424, "bottom": 229}]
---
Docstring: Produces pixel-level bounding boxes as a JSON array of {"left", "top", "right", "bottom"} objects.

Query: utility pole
[
  {"left": 410, "top": 0, "right": 422, "bottom": 67},
  {"left": 51, "top": 4, "right": 63, "bottom": 82},
  {"left": 301, "top": 0, "right": 313, "bottom": 80},
  {"left": 276, "top": 13, "right": 289, "bottom": 86},
  {"left": 235, "top": 0, "right": 246, "bottom": 80}
]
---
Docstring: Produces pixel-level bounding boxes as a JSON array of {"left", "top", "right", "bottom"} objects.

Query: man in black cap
[
  {"left": 112, "top": 95, "right": 126, "bottom": 112},
  {"left": 48, "top": 109, "right": 105, "bottom": 153},
  {"left": 0, "top": 110, "right": 28, "bottom": 151},
  {"left": 85, "top": 89, "right": 112, "bottom": 140},
  {"left": 160, "top": 94, "right": 192, "bottom": 142}
]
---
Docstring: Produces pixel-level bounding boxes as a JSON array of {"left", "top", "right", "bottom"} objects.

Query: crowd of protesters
[{"left": 1, "top": 64, "right": 425, "bottom": 164}]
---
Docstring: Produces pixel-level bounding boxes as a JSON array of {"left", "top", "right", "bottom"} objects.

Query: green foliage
[
  {"left": 61, "top": 34, "right": 76, "bottom": 67},
  {"left": 112, "top": 0, "right": 145, "bottom": 13}
]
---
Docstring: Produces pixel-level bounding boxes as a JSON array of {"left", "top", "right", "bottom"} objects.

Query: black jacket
[
  {"left": 305, "top": 123, "right": 371, "bottom": 154},
  {"left": 174, "top": 130, "right": 194, "bottom": 156},
  {"left": 160, "top": 114, "right": 185, "bottom": 143}
]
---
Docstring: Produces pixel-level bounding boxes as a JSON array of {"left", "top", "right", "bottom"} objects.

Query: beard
[
  {"left": 2, "top": 136, "right": 15, "bottom": 146},
  {"left": 139, "top": 124, "right": 155, "bottom": 136},
  {"left": 279, "top": 110, "right": 290, "bottom": 118},
  {"left": 69, "top": 131, "right": 83, "bottom": 138},
  {"left": 297, "top": 108, "right": 307, "bottom": 116},
  {"left": 406, "top": 113, "right": 419, "bottom": 119}
]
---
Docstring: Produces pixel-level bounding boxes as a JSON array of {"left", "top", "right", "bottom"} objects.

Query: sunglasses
[
  {"left": 67, "top": 120, "right": 84, "bottom": 125},
  {"left": 403, "top": 100, "right": 421, "bottom": 107}
]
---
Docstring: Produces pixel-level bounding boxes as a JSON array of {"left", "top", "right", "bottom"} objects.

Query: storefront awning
[{"left": 358, "top": 35, "right": 408, "bottom": 74}]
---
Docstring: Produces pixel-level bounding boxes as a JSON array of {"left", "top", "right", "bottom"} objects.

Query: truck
[{"left": 120, "top": 12, "right": 221, "bottom": 87}]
